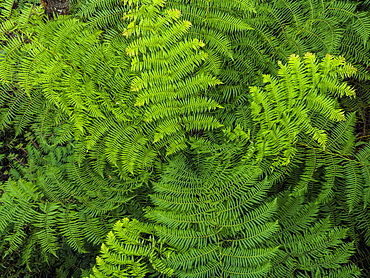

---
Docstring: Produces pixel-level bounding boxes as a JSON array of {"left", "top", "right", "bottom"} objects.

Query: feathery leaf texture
[{"left": 1, "top": 0, "right": 370, "bottom": 277}]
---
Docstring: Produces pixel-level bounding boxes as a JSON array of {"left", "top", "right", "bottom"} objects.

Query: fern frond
[
  {"left": 87, "top": 218, "right": 174, "bottom": 278},
  {"left": 250, "top": 53, "right": 357, "bottom": 164}
]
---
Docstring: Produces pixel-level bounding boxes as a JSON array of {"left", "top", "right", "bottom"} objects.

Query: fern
[
  {"left": 250, "top": 53, "right": 356, "bottom": 165},
  {"left": 1, "top": 0, "right": 224, "bottom": 175},
  {"left": 88, "top": 218, "right": 174, "bottom": 278},
  {"left": 1, "top": 0, "right": 370, "bottom": 276},
  {"left": 146, "top": 153, "right": 279, "bottom": 277}
]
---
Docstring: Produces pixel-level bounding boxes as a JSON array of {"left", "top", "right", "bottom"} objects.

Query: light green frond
[
  {"left": 250, "top": 53, "right": 357, "bottom": 164},
  {"left": 87, "top": 218, "right": 174, "bottom": 278}
]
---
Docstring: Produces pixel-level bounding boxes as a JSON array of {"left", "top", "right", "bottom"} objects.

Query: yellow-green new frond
[
  {"left": 250, "top": 53, "right": 357, "bottom": 164},
  {"left": 87, "top": 218, "right": 174, "bottom": 278}
]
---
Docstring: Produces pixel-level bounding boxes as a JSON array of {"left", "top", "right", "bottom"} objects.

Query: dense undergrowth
[{"left": 1, "top": 0, "right": 370, "bottom": 277}]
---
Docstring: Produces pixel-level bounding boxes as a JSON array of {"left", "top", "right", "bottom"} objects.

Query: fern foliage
[
  {"left": 1, "top": 0, "right": 370, "bottom": 277},
  {"left": 90, "top": 51, "right": 367, "bottom": 277},
  {"left": 88, "top": 218, "right": 174, "bottom": 278},
  {"left": 250, "top": 52, "right": 357, "bottom": 164},
  {"left": 1, "top": 0, "right": 224, "bottom": 175}
]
